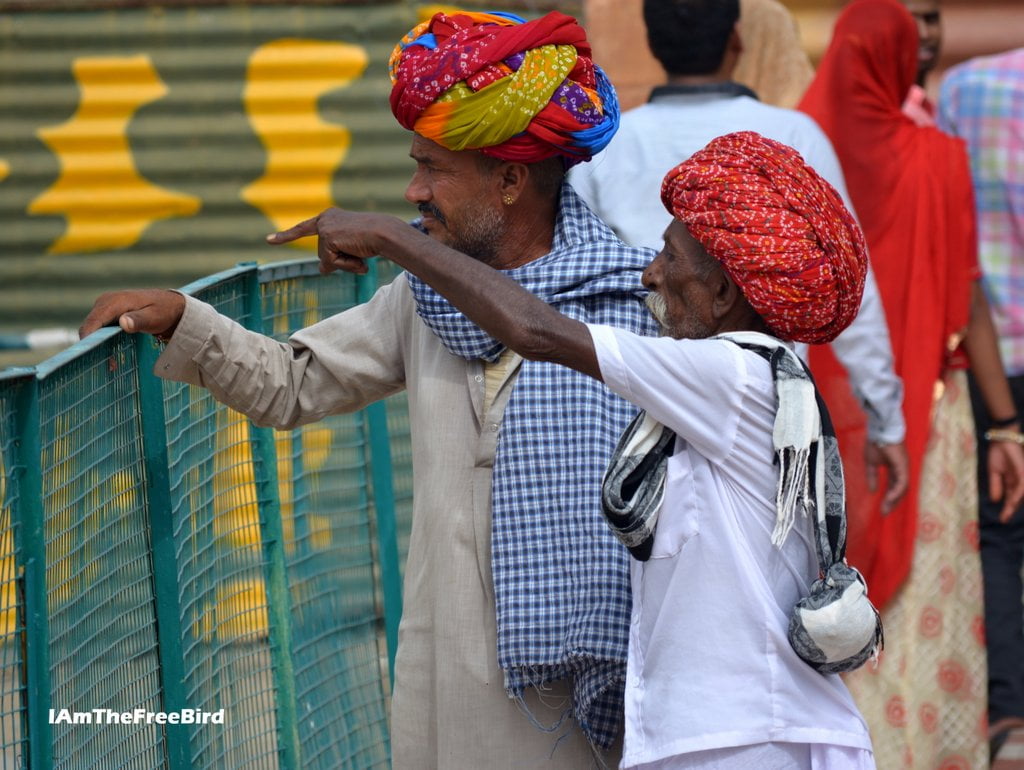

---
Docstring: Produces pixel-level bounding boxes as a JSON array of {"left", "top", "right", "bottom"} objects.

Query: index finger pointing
[{"left": 266, "top": 216, "right": 319, "bottom": 245}]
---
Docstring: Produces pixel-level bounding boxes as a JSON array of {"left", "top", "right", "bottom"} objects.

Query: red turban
[{"left": 661, "top": 131, "right": 867, "bottom": 344}]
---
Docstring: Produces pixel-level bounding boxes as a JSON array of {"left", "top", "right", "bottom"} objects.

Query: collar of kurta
[{"left": 648, "top": 80, "right": 759, "bottom": 103}]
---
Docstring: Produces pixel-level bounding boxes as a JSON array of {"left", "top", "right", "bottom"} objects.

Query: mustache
[{"left": 417, "top": 203, "right": 447, "bottom": 227}]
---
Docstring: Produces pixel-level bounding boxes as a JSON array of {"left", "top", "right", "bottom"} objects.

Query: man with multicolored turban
[
  {"left": 81, "top": 10, "right": 655, "bottom": 768},
  {"left": 256, "top": 131, "right": 881, "bottom": 768}
]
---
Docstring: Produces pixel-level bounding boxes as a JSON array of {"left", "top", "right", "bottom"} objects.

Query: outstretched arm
[{"left": 267, "top": 209, "right": 603, "bottom": 381}]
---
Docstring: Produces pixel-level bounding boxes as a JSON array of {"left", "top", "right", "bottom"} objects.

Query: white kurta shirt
[{"left": 588, "top": 325, "right": 874, "bottom": 769}]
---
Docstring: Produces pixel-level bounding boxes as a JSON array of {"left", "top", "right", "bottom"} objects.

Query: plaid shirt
[
  {"left": 939, "top": 49, "right": 1024, "bottom": 376},
  {"left": 407, "top": 184, "right": 659, "bottom": 749}
]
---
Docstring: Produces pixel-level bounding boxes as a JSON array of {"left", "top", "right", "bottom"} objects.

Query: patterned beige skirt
[{"left": 844, "top": 370, "right": 988, "bottom": 769}]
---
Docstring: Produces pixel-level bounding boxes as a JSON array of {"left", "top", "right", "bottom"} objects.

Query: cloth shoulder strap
[{"left": 722, "top": 335, "right": 847, "bottom": 571}]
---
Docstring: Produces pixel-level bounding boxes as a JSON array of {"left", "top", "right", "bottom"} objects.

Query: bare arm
[
  {"left": 962, "top": 280, "right": 1024, "bottom": 521},
  {"left": 267, "top": 209, "right": 604, "bottom": 381}
]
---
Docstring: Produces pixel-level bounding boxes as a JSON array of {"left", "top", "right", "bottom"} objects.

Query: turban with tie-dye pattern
[
  {"left": 661, "top": 131, "right": 868, "bottom": 344},
  {"left": 388, "top": 10, "right": 618, "bottom": 165}
]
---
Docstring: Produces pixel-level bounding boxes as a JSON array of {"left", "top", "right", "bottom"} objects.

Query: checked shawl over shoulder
[{"left": 407, "top": 185, "right": 657, "bottom": 749}]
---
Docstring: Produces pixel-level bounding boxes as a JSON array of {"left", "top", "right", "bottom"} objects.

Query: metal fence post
[
  {"left": 356, "top": 264, "right": 403, "bottom": 686},
  {"left": 135, "top": 336, "right": 192, "bottom": 770},
  {"left": 242, "top": 266, "right": 301, "bottom": 769},
  {"left": 10, "top": 369, "right": 52, "bottom": 770}
]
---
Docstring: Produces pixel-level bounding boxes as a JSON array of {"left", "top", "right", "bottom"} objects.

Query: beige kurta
[{"left": 155, "top": 274, "right": 613, "bottom": 768}]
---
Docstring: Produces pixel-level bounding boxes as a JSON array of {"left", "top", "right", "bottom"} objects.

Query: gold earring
[{"left": 503, "top": 194, "right": 515, "bottom": 206}]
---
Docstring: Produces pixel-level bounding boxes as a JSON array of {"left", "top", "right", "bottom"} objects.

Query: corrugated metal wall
[{"left": 0, "top": 0, "right": 580, "bottom": 366}]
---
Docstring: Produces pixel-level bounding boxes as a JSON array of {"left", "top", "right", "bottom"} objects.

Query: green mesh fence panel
[
  {"left": 0, "top": 376, "right": 26, "bottom": 769},
  {"left": 38, "top": 335, "right": 166, "bottom": 768},
  {"left": 159, "top": 271, "right": 283, "bottom": 769},
  {"left": 259, "top": 262, "right": 390, "bottom": 768},
  {"left": 1, "top": 257, "right": 407, "bottom": 769}
]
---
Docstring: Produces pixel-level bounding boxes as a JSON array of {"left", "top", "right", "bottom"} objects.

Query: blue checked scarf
[{"left": 407, "top": 184, "right": 657, "bottom": 749}]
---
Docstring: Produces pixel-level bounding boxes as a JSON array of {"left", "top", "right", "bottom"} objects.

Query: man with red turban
[
  {"left": 81, "top": 10, "right": 654, "bottom": 768},
  {"left": 569, "top": 0, "right": 910, "bottom": 543},
  {"left": 257, "top": 131, "right": 880, "bottom": 768}
]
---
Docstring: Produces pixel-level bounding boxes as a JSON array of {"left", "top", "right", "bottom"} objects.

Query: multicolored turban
[
  {"left": 388, "top": 11, "right": 618, "bottom": 164},
  {"left": 661, "top": 131, "right": 868, "bottom": 344}
]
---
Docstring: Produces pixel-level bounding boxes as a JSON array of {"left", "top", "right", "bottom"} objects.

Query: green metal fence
[{"left": 0, "top": 258, "right": 409, "bottom": 769}]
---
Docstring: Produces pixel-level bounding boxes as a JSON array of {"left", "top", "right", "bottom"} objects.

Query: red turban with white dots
[{"left": 661, "top": 131, "right": 868, "bottom": 344}]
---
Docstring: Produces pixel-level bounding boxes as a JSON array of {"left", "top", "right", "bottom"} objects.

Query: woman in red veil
[{"left": 800, "top": 0, "right": 1024, "bottom": 766}]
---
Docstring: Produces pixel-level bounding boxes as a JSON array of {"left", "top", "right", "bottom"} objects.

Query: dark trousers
[{"left": 970, "top": 373, "right": 1024, "bottom": 723}]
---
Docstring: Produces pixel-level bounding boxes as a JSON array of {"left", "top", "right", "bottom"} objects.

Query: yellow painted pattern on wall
[
  {"left": 199, "top": 406, "right": 337, "bottom": 641},
  {"left": 211, "top": 410, "right": 262, "bottom": 553},
  {"left": 0, "top": 465, "right": 13, "bottom": 635},
  {"left": 45, "top": 462, "right": 140, "bottom": 610},
  {"left": 29, "top": 55, "right": 201, "bottom": 255},
  {"left": 195, "top": 578, "right": 269, "bottom": 643},
  {"left": 242, "top": 40, "right": 369, "bottom": 249}
]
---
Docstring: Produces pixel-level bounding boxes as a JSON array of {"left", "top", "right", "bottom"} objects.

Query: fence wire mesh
[
  {"left": 161, "top": 272, "right": 284, "bottom": 769},
  {"left": 1, "top": 259, "right": 407, "bottom": 769},
  {"left": 40, "top": 335, "right": 167, "bottom": 768},
  {"left": 0, "top": 375, "right": 27, "bottom": 770},
  {"left": 260, "top": 264, "right": 390, "bottom": 769}
]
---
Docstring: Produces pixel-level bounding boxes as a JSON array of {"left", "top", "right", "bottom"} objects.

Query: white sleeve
[
  {"left": 824, "top": 266, "right": 906, "bottom": 444},
  {"left": 588, "top": 324, "right": 764, "bottom": 464}
]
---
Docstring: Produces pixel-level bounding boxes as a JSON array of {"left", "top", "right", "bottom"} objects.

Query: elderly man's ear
[
  {"left": 712, "top": 269, "right": 770, "bottom": 333},
  {"left": 710, "top": 267, "right": 744, "bottom": 321}
]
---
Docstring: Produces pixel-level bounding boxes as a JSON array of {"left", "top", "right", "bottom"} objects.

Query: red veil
[{"left": 798, "top": 0, "right": 977, "bottom": 609}]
